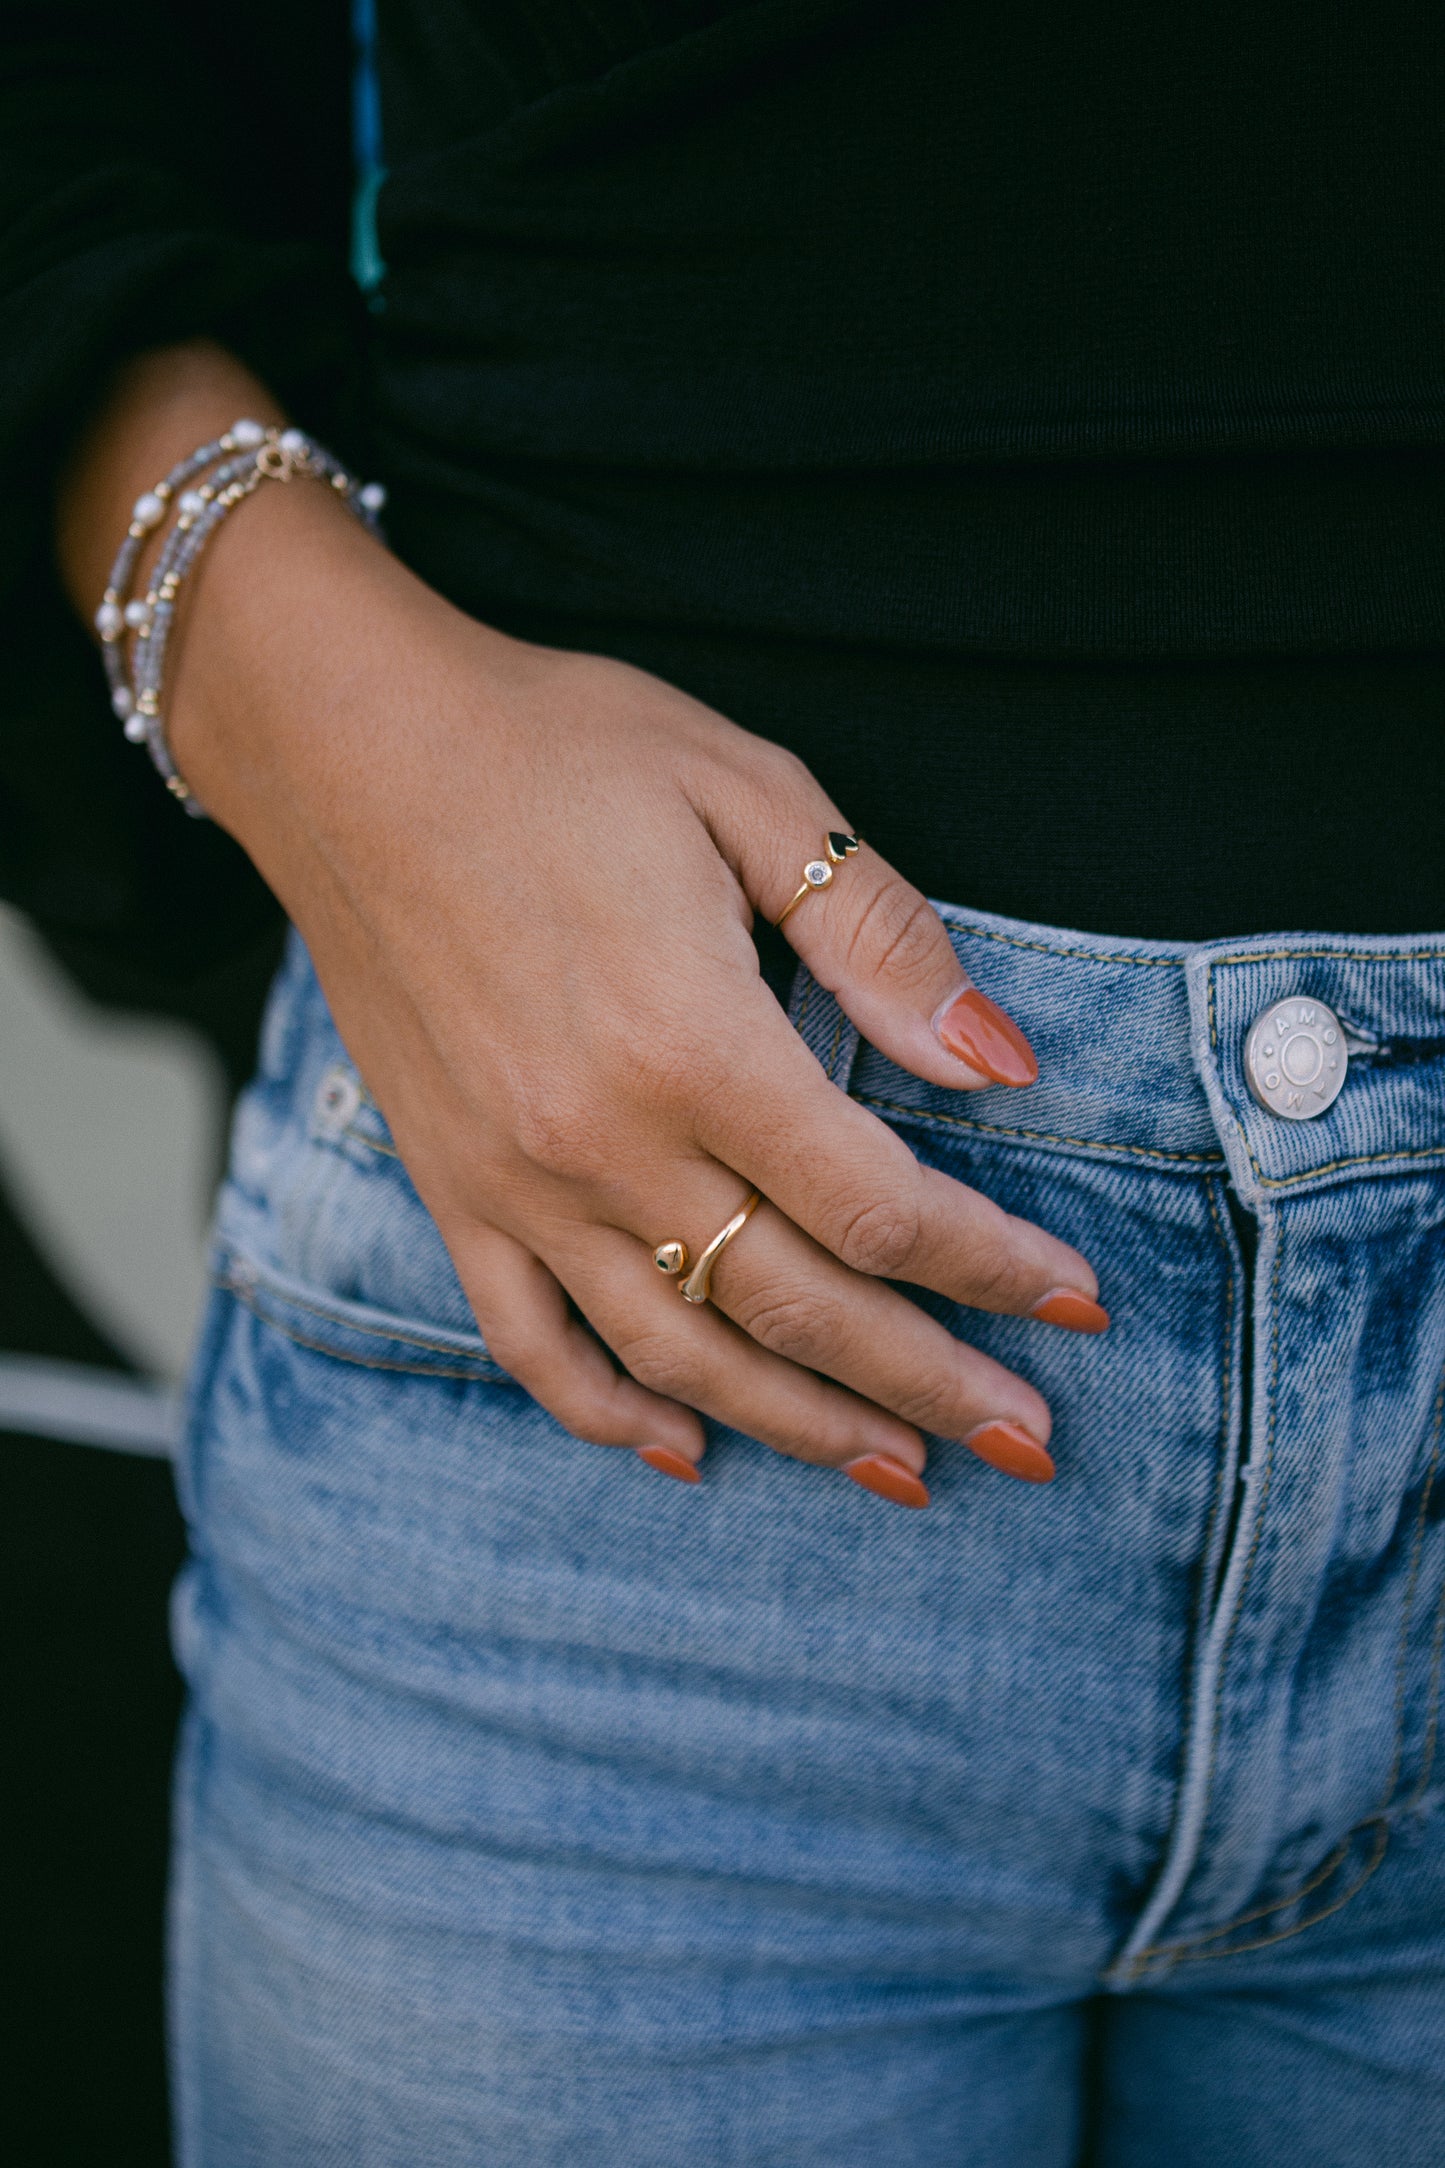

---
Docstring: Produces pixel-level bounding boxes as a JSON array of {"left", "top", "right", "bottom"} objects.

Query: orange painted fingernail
[
  {"left": 636, "top": 1445, "right": 701, "bottom": 1484},
  {"left": 1031, "top": 1288, "right": 1111, "bottom": 1334},
  {"left": 844, "top": 1455, "right": 931, "bottom": 1508},
  {"left": 934, "top": 988, "right": 1039, "bottom": 1087},
  {"left": 963, "top": 1421, "right": 1056, "bottom": 1484}
]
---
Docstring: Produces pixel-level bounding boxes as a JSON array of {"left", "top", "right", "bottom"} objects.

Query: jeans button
[
  {"left": 313, "top": 1062, "right": 362, "bottom": 1134},
  {"left": 1243, "top": 996, "right": 1348, "bottom": 1119}
]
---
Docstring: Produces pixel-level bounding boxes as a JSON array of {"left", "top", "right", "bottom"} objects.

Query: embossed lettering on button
[{"left": 1243, "top": 997, "right": 1348, "bottom": 1121}]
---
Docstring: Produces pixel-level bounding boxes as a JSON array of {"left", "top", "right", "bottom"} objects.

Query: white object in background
[
  {"left": 0, "top": 1353, "right": 179, "bottom": 1456},
  {"left": 0, "top": 904, "right": 225, "bottom": 1380}
]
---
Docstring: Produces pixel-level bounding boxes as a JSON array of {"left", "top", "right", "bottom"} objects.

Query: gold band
[
  {"left": 653, "top": 1191, "right": 762, "bottom": 1307},
  {"left": 773, "top": 832, "right": 860, "bottom": 928}
]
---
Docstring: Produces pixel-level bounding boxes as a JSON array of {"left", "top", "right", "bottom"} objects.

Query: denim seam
[
  {"left": 1253, "top": 1146, "right": 1445, "bottom": 1191},
  {"left": 1136, "top": 1339, "right": 1445, "bottom": 1966},
  {"left": 227, "top": 1279, "right": 502, "bottom": 1384},
  {"left": 1213, "top": 944, "right": 1445, "bottom": 968},
  {"left": 1402, "top": 1368, "right": 1445, "bottom": 1811},
  {"left": 1110, "top": 1181, "right": 1240, "bottom": 1989},
  {"left": 858, "top": 1095, "right": 1224, "bottom": 1168},
  {"left": 1383, "top": 1365, "right": 1445, "bottom": 1804},
  {"left": 1406, "top": 1576, "right": 1445, "bottom": 1811},
  {"left": 1193, "top": 1179, "right": 1241, "bottom": 1637},
  {"left": 341, "top": 1121, "right": 399, "bottom": 1158},
  {"left": 1126, "top": 1230, "right": 1284, "bottom": 1970},
  {"left": 825, "top": 1008, "right": 847, "bottom": 1082},
  {"left": 946, "top": 922, "right": 1180, "bottom": 970},
  {"left": 216, "top": 1258, "right": 497, "bottom": 1367},
  {"left": 1159, "top": 1822, "right": 1392, "bottom": 1967}
]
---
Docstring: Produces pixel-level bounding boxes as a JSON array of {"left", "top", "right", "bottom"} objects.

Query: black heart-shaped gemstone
[{"left": 828, "top": 831, "right": 859, "bottom": 860}]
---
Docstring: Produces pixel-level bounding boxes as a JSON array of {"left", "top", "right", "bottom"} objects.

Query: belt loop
[{"left": 788, "top": 964, "right": 862, "bottom": 1093}]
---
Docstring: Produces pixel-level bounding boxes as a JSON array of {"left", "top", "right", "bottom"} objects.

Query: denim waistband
[{"left": 788, "top": 904, "right": 1445, "bottom": 1207}]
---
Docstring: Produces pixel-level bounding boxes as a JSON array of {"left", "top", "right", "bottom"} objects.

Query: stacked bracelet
[{"left": 94, "top": 418, "right": 385, "bottom": 816}]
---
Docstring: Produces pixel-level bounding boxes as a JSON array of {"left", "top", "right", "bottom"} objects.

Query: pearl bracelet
[{"left": 95, "top": 419, "right": 385, "bottom": 816}]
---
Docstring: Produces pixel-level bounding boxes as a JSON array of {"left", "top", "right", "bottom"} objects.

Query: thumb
[{"left": 762, "top": 830, "right": 1038, "bottom": 1094}]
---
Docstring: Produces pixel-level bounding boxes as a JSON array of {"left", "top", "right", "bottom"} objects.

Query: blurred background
[{"left": 1, "top": 903, "right": 279, "bottom": 2164}]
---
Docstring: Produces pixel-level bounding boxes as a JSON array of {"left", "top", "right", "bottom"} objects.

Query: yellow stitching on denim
[
  {"left": 794, "top": 975, "right": 814, "bottom": 1040},
  {"left": 342, "top": 1122, "right": 400, "bottom": 1158},
  {"left": 1214, "top": 944, "right": 1445, "bottom": 967},
  {"left": 859, "top": 1096, "right": 1223, "bottom": 1167},
  {"left": 1149, "top": 1834, "right": 1357, "bottom": 1964},
  {"left": 226, "top": 1280, "right": 501, "bottom": 1383},
  {"left": 218, "top": 1262, "right": 493, "bottom": 1364},
  {"left": 1171, "top": 1820, "right": 1390, "bottom": 1966},
  {"left": 1130, "top": 1233, "right": 1284, "bottom": 1963},
  {"left": 1139, "top": 1322, "right": 1445, "bottom": 1965},
  {"left": 1256, "top": 1146, "right": 1445, "bottom": 1190},
  {"left": 945, "top": 921, "right": 1180, "bottom": 969},
  {"left": 826, "top": 1009, "right": 847, "bottom": 1082}
]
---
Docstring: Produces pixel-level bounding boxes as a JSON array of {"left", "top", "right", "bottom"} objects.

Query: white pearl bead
[
  {"left": 111, "top": 685, "right": 134, "bottom": 718},
  {"left": 123, "top": 714, "right": 149, "bottom": 743},
  {"left": 123, "top": 598, "right": 150, "bottom": 629},
  {"left": 132, "top": 490, "right": 165, "bottom": 531},
  {"left": 359, "top": 481, "right": 387, "bottom": 513},
  {"left": 278, "top": 427, "right": 307, "bottom": 455},
  {"left": 231, "top": 417, "right": 266, "bottom": 447},
  {"left": 178, "top": 489, "right": 207, "bottom": 518},
  {"left": 94, "top": 600, "right": 122, "bottom": 638}
]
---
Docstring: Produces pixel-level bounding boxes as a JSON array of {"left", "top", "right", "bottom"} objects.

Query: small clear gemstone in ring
[{"left": 805, "top": 860, "right": 832, "bottom": 887}]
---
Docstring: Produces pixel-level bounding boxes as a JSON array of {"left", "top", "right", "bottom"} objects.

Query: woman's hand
[{"left": 61, "top": 346, "right": 1106, "bottom": 1505}]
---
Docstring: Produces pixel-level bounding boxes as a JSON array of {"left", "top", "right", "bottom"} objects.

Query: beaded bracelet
[{"left": 95, "top": 419, "right": 385, "bottom": 816}]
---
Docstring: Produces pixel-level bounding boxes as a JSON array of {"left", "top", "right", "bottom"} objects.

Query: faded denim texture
[{"left": 170, "top": 911, "right": 1445, "bottom": 2165}]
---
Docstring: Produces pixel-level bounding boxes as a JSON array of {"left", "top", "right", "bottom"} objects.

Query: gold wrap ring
[
  {"left": 774, "top": 831, "right": 860, "bottom": 928},
  {"left": 653, "top": 1191, "right": 762, "bottom": 1306}
]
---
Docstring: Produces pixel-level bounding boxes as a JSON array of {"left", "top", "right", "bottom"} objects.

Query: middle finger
[{"left": 702, "top": 1196, "right": 1057, "bottom": 1481}]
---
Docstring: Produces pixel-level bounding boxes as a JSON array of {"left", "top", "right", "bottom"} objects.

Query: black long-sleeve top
[{"left": 3, "top": 0, "right": 1443, "bottom": 980}]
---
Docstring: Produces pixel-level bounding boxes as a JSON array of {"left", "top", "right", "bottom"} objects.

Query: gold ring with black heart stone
[{"left": 773, "top": 832, "right": 860, "bottom": 928}]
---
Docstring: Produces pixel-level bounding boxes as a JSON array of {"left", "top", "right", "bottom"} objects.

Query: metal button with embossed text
[{"left": 1243, "top": 996, "right": 1348, "bottom": 1120}]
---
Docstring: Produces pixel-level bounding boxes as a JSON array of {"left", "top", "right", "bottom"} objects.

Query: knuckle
[
  {"left": 844, "top": 878, "right": 946, "bottom": 991},
  {"left": 474, "top": 1320, "right": 542, "bottom": 1383},
  {"left": 551, "top": 1397, "right": 632, "bottom": 1450},
  {"left": 960, "top": 1228, "right": 1034, "bottom": 1312},
  {"left": 888, "top": 1367, "right": 969, "bottom": 1436},
  {"left": 730, "top": 1277, "right": 846, "bottom": 1368},
  {"left": 611, "top": 1327, "right": 703, "bottom": 1404},
  {"left": 508, "top": 1082, "right": 612, "bottom": 1185},
  {"left": 832, "top": 1189, "right": 921, "bottom": 1279},
  {"left": 757, "top": 741, "right": 816, "bottom": 796}
]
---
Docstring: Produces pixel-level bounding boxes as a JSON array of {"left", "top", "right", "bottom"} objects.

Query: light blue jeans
[{"left": 171, "top": 909, "right": 1445, "bottom": 2165}]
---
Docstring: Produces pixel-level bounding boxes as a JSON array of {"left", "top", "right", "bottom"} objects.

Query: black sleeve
[{"left": 0, "top": 0, "right": 361, "bottom": 991}]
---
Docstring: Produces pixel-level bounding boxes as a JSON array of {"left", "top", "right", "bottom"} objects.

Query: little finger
[{"left": 443, "top": 1217, "right": 706, "bottom": 1481}]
